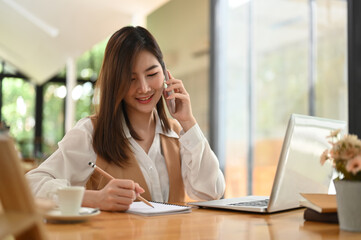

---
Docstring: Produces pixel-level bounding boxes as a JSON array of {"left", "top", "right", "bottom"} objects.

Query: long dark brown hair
[{"left": 92, "top": 26, "right": 170, "bottom": 167}]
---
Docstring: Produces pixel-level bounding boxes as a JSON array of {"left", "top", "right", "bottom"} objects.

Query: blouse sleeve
[
  {"left": 179, "top": 124, "right": 225, "bottom": 200},
  {"left": 25, "top": 118, "right": 96, "bottom": 198}
]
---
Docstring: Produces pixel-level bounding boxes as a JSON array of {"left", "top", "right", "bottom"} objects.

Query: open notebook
[{"left": 126, "top": 201, "right": 191, "bottom": 216}]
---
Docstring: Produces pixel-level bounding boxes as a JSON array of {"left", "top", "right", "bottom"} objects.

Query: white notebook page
[{"left": 126, "top": 202, "right": 192, "bottom": 216}]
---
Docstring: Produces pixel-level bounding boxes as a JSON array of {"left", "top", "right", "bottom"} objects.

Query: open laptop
[{"left": 189, "top": 114, "right": 347, "bottom": 213}]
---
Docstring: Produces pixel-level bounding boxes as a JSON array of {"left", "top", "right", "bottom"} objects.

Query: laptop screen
[{"left": 268, "top": 114, "right": 347, "bottom": 212}]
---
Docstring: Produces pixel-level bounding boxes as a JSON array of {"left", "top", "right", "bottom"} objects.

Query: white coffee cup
[{"left": 56, "top": 186, "right": 85, "bottom": 215}]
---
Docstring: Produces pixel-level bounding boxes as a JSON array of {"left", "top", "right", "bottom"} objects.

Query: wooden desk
[{"left": 44, "top": 208, "right": 361, "bottom": 240}]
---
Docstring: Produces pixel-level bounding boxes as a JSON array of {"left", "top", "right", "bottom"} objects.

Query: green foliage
[
  {"left": 75, "top": 82, "right": 94, "bottom": 120},
  {"left": 2, "top": 77, "right": 96, "bottom": 159},
  {"left": 4, "top": 39, "right": 105, "bottom": 159},
  {"left": 42, "top": 83, "right": 65, "bottom": 156},
  {"left": 42, "top": 82, "right": 94, "bottom": 158},
  {"left": 2, "top": 78, "right": 35, "bottom": 157}
]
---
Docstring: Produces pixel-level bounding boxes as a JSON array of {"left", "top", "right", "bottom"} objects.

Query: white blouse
[{"left": 26, "top": 116, "right": 225, "bottom": 202}]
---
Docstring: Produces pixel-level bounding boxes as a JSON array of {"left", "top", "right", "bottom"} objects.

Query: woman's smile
[{"left": 136, "top": 93, "right": 154, "bottom": 104}]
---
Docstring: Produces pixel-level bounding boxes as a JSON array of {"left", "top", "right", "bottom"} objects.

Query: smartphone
[{"left": 163, "top": 67, "right": 176, "bottom": 114}]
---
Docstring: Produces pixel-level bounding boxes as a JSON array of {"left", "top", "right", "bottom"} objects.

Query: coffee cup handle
[{"left": 46, "top": 191, "right": 59, "bottom": 206}]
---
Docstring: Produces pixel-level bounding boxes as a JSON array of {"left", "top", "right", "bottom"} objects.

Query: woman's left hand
[{"left": 164, "top": 71, "right": 196, "bottom": 132}]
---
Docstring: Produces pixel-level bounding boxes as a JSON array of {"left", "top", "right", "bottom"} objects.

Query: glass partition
[{"left": 224, "top": 0, "right": 347, "bottom": 198}]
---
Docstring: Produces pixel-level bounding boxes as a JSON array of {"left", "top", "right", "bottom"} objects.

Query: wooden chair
[{"left": 0, "top": 132, "right": 47, "bottom": 240}]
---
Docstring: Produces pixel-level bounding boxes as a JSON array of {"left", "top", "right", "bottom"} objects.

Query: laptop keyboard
[{"left": 228, "top": 199, "right": 269, "bottom": 207}]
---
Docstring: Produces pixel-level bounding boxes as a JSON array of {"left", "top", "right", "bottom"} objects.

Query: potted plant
[{"left": 320, "top": 129, "right": 361, "bottom": 232}]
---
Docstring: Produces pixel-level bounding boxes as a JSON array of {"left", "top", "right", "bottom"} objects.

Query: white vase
[{"left": 334, "top": 179, "right": 361, "bottom": 232}]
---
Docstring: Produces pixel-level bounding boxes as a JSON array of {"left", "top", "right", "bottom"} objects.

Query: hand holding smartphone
[{"left": 163, "top": 67, "right": 176, "bottom": 114}]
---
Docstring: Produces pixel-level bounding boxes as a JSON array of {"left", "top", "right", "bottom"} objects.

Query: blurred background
[{"left": 0, "top": 0, "right": 347, "bottom": 198}]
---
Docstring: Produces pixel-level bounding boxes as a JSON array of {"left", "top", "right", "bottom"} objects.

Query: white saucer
[{"left": 45, "top": 207, "right": 100, "bottom": 222}]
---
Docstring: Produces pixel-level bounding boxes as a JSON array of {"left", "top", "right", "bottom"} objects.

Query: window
[
  {"left": 2, "top": 78, "right": 35, "bottom": 158},
  {"left": 42, "top": 83, "right": 65, "bottom": 156},
  {"left": 220, "top": 0, "right": 347, "bottom": 197},
  {"left": 0, "top": 39, "right": 103, "bottom": 160}
]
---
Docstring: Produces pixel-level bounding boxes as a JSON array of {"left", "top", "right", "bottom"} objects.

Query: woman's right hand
[{"left": 83, "top": 179, "right": 145, "bottom": 211}]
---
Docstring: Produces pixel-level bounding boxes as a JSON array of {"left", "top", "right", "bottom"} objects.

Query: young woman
[{"left": 26, "top": 26, "right": 225, "bottom": 211}]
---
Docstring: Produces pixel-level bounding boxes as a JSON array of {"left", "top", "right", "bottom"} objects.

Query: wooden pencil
[{"left": 88, "top": 162, "right": 154, "bottom": 208}]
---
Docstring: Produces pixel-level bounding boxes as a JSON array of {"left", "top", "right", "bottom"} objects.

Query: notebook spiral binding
[{"left": 150, "top": 201, "right": 189, "bottom": 207}]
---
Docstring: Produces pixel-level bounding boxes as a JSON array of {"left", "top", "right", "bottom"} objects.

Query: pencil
[{"left": 88, "top": 162, "right": 154, "bottom": 208}]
